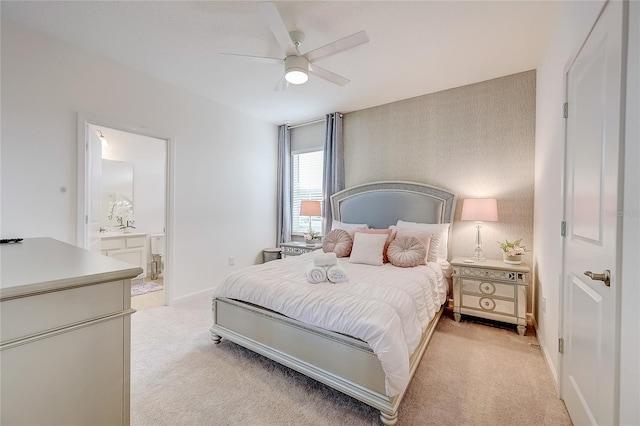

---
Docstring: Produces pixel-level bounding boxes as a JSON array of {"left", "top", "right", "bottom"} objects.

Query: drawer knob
[
  {"left": 479, "top": 297, "right": 496, "bottom": 311},
  {"left": 480, "top": 282, "right": 496, "bottom": 294}
]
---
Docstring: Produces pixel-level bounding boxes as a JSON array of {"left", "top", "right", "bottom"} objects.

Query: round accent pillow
[
  {"left": 322, "top": 229, "right": 353, "bottom": 258},
  {"left": 387, "top": 236, "right": 426, "bottom": 268}
]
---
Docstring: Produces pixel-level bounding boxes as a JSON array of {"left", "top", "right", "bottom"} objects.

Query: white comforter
[{"left": 212, "top": 252, "right": 447, "bottom": 397}]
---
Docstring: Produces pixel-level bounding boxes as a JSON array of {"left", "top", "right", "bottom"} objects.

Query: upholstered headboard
[{"left": 330, "top": 181, "right": 456, "bottom": 229}]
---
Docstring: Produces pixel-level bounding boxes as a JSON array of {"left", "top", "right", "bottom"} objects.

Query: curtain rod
[{"left": 286, "top": 117, "right": 325, "bottom": 129}]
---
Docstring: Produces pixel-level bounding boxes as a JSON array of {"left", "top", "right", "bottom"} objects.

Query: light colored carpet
[{"left": 130, "top": 293, "right": 572, "bottom": 425}]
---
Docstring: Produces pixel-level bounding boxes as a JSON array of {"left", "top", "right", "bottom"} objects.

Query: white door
[
  {"left": 562, "top": 1, "right": 625, "bottom": 425},
  {"left": 87, "top": 128, "right": 102, "bottom": 253}
]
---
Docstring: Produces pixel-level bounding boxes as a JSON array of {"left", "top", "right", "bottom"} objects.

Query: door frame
[
  {"left": 76, "top": 112, "right": 175, "bottom": 306},
  {"left": 558, "top": 0, "right": 628, "bottom": 421}
]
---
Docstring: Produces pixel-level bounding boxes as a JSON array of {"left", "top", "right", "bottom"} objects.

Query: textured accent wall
[{"left": 343, "top": 70, "right": 536, "bottom": 311}]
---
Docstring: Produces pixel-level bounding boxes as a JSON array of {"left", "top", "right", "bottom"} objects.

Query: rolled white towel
[
  {"left": 314, "top": 251, "right": 337, "bottom": 267},
  {"left": 306, "top": 264, "right": 327, "bottom": 284},
  {"left": 326, "top": 262, "right": 348, "bottom": 283}
]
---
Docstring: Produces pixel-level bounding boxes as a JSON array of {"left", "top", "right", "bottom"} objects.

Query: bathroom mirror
[{"left": 101, "top": 159, "right": 134, "bottom": 227}]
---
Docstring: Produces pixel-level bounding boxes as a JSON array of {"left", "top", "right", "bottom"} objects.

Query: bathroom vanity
[
  {"left": 101, "top": 232, "right": 148, "bottom": 280},
  {"left": 0, "top": 237, "right": 142, "bottom": 425}
]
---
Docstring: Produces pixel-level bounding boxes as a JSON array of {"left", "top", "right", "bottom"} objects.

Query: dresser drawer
[
  {"left": 0, "top": 280, "right": 126, "bottom": 343},
  {"left": 461, "top": 279, "right": 515, "bottom": 300},
  {"left": 462, "top": 294, "right": 515, "bottom": 316}
]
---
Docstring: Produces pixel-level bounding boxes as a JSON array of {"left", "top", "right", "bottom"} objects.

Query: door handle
[{"left": 584, "top": 269, "right": 611, "bottom": 287}]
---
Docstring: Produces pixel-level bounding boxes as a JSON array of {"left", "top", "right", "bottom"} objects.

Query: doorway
[{"left": 77, "top": 116, "right": 172, "bottom": 309}]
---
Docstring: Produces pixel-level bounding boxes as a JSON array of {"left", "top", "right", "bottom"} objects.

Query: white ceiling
[{"left": 2, "top": 1, "right": 558, "bottom": 125}]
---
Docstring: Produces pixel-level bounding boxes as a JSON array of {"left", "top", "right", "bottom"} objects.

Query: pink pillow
[
  {"left": 387, "top": 236, "right": 427, "bottom": 268},
  {"left": 322, "top": 229, "right": 353, "bottom": 258},
  {"left": 394, "top": 230, "right": 433, "bottom": 264},
  {"left": 349, "top": 232, "right": 388, "bottom": 266},
  {"left": 357, "top": 228, "right": 395, "bottom": 263}
]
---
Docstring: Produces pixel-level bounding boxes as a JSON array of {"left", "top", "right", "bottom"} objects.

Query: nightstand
[
  {"left": 280, "top": 241, "right": 323, "bottom": 257},
  {"left": 451, "top": 257, "right": 530, "bottom": 336}
]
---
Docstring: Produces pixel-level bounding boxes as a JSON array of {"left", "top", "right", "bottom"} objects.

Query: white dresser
[
  {"left": 101, "top": 232, "right": 148, "bottom": 279},
  {"left": 0, "top": 238, "right": 142, "bottom": 426}
]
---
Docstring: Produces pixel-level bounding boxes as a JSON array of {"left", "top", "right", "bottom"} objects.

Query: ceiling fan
[{"left": 221, "top": 2, "right": 369, "bottom": 90}]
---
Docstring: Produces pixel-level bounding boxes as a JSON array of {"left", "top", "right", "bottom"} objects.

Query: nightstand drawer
[
  {"left": 462, "top": 294, "right": 515, "bottom": 316},
  {"left": 462, "top": 279, "right": 515, "bottom": 299},
  {"left": 280, "top": 243, "right": 322, "bottom": 257},
  {"left": 456, "top": 266, "right": 527, "bottom": 284}
]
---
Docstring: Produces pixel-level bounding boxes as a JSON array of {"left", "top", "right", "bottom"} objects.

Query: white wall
[
  {"left": 535, "top": 3, "right": 640, "bottom": 423},
  {"left": 533, "top": 0, "right": 605, "bottom": 387},
  {"left": 1, "top": 21, "right": 278, "bottom": 300}
]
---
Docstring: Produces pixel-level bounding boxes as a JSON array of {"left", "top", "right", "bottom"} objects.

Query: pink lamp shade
[
  {"left": 300, "top": 200, "right": 322, "bottom": 217},
  {"left": 460, "top": 199, "right": 498, "bottom": 222}
]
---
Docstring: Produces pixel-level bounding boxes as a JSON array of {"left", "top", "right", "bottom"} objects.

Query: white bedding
[{"left": 212, "top": 252, "right": 447, "bottom": 397}]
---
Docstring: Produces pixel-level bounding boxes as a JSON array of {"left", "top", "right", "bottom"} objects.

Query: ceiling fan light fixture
[{"left": 284, "top": 56, "right": 309, "bottom": 85}]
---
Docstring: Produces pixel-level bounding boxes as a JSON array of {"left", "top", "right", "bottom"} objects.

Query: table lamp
[
  {"left": 461, "top": 198, "right": 498, "bottom": 262},
  {"left": 300, "top": 200, "right": 321, "bottom": 235}
]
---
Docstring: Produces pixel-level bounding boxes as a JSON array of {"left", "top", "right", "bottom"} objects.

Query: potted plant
[
  {"left": 498, "top": 238, "right": 527, "bottom": 264},
  {"left": 108, "top": 200, "right": 136, "bottom": 233},
  {"left": 304, "top": 231, "right": 321, "bottom": 247}
]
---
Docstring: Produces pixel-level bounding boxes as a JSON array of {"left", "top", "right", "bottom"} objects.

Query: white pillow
[
  {"left": 349, "top": 232, "right": 388, "bottom": 266},
  {"left": 331, "top": 220, "right": 369, "bottom": 238},
  {"left": 395, "top": 220, "right": 450, "bottom": 264}
]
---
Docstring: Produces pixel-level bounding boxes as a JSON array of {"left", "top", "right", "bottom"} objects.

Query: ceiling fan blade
[
  {"left": 305, "top": 31, "right": 369, "bottom": 63},
  {"left": 257, "top": 2, "right": 294, "bottom": 55},
  {"left": 219, "top": 52, "right": 282, "bottom": 65},
  {"left": 308, "top": 64, "right": 350, "bottom": 86},
  {"left": 274, "top": 75, "right": 289, "bottom": 91}
]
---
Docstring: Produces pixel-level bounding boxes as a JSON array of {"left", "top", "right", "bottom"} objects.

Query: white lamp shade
[
  {"left": 300, "top": 200, "right": 321, "bottom": 216},
  {"left": 461, "top": 198, "right": 498, "bottom": 222}
]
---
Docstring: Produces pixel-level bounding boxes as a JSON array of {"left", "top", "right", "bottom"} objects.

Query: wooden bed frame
[{"left": 211, "top": 181, "right": 456, "bottom": 424}]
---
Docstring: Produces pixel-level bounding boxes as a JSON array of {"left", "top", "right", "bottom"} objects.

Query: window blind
[{"left": 291, "top": 150, "right": 324, "bottom": 234}]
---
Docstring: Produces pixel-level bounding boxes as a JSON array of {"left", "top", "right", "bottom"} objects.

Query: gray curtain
[
  {"left": 322, "top": 113, "right": 345, "bottom": 237},
  {"left": 276, "top": 125, "right": 292, "bottom": 245}
]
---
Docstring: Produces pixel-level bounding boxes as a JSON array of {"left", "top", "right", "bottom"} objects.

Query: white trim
[
  {"left": 173, "top": 286, "right": 216, "bottom": 302},
  {"left": 534, "top": 319, "right": 561, "bottom": 396}
]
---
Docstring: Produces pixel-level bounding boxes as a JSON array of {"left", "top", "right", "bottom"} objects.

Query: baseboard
[
  {"left": 533, "top": 320, "right": 560, "bottom": 397},
  {"left": 172, "top": 286, "right": 216, "bottom": 304}
]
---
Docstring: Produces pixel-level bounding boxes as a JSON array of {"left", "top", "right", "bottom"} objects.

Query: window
[{"left": 291, "top": 149, "right": 324, "bottom": 234}]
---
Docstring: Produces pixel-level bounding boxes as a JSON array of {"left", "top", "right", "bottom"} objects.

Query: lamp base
[{"left": 473, "top": 246, "right": 485, "bottom": 263}]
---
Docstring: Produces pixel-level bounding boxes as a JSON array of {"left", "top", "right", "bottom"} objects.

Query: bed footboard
[{"left": 211, "top": 297, "right": 443, "bottom": 425}]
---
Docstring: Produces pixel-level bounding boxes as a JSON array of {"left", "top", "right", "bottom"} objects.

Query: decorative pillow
[
  {"left": 357, "top": 228, "right": 395, "bottom": 263},
  {"left": 322, "top": 229, "right": 353, "bottom": 258},
  {"left": 349, "top": 232, "right": 388, "bottom": 266},
  {"left": 426, "top": 233, "right": 441, "bottom": 263},
  {"left": 387, "top": 236, "right": 427, "bottom": 268},
  {"left": 331, "top": 220, "right": 369, "bottom": 238},
  {"left": 394, "top": 230, "right": 432, "bottom": 264},
  {"left": 395, "top": 221, "right": 450, "bottom": 265}
]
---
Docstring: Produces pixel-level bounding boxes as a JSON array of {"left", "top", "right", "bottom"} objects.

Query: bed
[{"left": 210, "top": 181, "right": 456, "bottom": 424}]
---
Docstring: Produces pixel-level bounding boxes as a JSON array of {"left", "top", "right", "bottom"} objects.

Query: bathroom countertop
[{"left": 100, "top": 231, "right": 148, "bottom": 239}]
